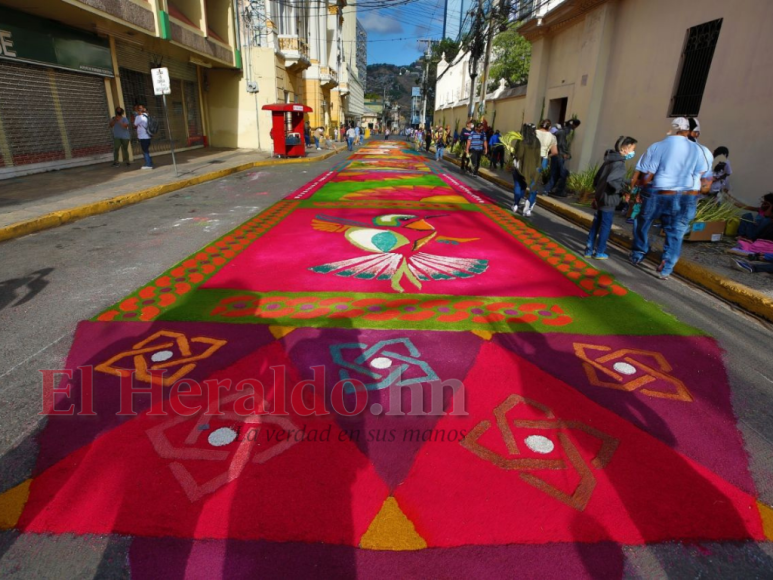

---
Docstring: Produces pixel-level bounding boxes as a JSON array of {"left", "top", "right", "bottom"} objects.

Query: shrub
[{"left": 567, "top": 164, "right": 599, "bottom": 204}]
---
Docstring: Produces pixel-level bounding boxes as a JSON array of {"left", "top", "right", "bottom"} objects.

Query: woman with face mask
[{"left": 585, "top": 136, "right": 638, "bottom": 259}]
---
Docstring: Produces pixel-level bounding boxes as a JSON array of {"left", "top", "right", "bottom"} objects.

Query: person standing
[
  {"left": 535, "top": 119, "right": 558, "bottom": 188},
  {"left": 585, "top": 136, "right": 638, "bottom": 259},
  {"left": 466, "top": 123, "right": 487, "bottom": 176},
  {"left": 385, "top": 127, "right": 390, "bottom": 140},
  {"left": 346, "top": 125, "right": 356, "bottom": 151},
  {"left": 710, "top": 146, "right": 732, "bottom": 196},
  {"left": 459, "top": 120, "right": 473, "bottom": 173},
  {"left": 489, "top": 129, "right": 505, "bottom": 170},
  {"left": 354, "top": 124, "right": 361, "bottom": 146},
  {"left": 133, "top": 104, "right": 154, "bottom": 169},
  {"left": 314, "top": 126, "right": 324, "bottom": 150},
  {"left": 435, "top": 127, "right": 447, "bottom": 162},
  {"left": 548, "top": 118, "right": 581, "bottom": 197},
  {"left": 512, "top": 123, "right": 541, "bottom": 216},
  {"left": 109, "top": 107, "right": 131, "bottom": 167},
  {"left": 629, "top": 117, "right": 712, "bottom": 279},
  {"left": 425, "top": 128, "right": 432, "bottom": 153}
]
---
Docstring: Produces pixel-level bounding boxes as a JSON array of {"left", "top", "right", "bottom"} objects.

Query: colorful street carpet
[{"left": 4, "top": 141, "right": 771, "bottom": 578}]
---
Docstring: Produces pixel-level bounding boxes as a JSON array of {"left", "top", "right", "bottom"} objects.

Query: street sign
[{"left": 151, "top": 67, "right": 171, "bottom": 96}]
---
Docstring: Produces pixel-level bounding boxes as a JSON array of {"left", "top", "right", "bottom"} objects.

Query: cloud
[{"left": 359, "top": 12, "right": 404, "bottom": 35}]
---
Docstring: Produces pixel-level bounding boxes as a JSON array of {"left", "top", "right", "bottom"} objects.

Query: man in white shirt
[
  {"left": 536, "top": 119, "right": 558, "bottom": 191},
  {"left": 133, "top": 105, "right": 154, "bottom": 169},
  {"left": 346, "top": 126, "right": 356, "bottom": 151}
]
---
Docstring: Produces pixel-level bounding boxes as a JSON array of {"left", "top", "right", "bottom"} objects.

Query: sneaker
[
  {"left": 584, "top": 249, "right": 593, "bottom": 258},
  {"left": 524, "top": 208, "right": 532, "bottom": 217},
  {"left": 316, "top": 147, "right": 321, "bottom": 150},
  {"left": 141, "top": 165, "right": 154, "bottom": 170},
  {"left": 657, "top": 274, "right": 670, "bottom": 281},
  {"left": 733, "top": 259, "right": 755, "bottom": 273},
  {"left": 111, "top": 162, "right": 120, "bottom": 167},
  {"left": 125, "top": 163, "right": 131, "bottom": 167},
  {"left": 629, "top": 255, "right": 642, "bottom": 267},
  {"left": 594, "top": 253, "right": 609, "bottom": 260}
]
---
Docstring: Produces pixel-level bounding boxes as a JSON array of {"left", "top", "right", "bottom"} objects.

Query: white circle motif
[
  {"left": 151, "top": 350, "right": 174, "bottom": 362},
  {"left": 370, "top": 357, "right": 393, "bottom": 369},
  {"left": 613, "top": 362, "right": 637, "bottom": 376},
  {"left": 524, "top": 435, "right": 555, "bottom": 454},
  {"left": 208, "top": 427, "right": 238, "bottom": 447}
]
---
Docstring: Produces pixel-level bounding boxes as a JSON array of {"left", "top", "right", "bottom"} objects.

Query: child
[{"left": 585, "top": 136, "right": 638, "bottom": 259}]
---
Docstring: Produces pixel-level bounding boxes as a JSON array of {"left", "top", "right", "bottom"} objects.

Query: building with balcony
[{"left": 0, "top": 0, "right": 239, "bottom": 178}]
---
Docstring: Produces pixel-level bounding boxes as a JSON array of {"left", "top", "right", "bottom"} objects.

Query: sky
[{"left": 348, "top": 0, "right": 450, "bottom": 66}]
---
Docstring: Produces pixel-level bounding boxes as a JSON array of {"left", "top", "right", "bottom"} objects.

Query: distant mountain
[{"left": 365, "top": 63, "right": 423, "bottom": 114}]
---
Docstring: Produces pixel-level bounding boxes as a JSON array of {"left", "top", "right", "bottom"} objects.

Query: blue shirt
[
  {"left": 489, "top": 134, "right": 501, "bottom": 146},
  {"left": 636, "top": 136, "right": 711, "bottom": 191},
  {"left": 468, "top": 131, "right": 485, "bottom": 151}
]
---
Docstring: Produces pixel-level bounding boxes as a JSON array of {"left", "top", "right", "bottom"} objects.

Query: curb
[
  {"left": 441, "top": 153, "right": 773, "bottom": 325},
  {"left": 0, "top": 146, "right": 346, "bottom": 243}
]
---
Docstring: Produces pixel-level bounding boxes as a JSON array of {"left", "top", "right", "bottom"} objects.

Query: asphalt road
[{"left": 1, "top": 141, "right": 772, "bottom": 578}]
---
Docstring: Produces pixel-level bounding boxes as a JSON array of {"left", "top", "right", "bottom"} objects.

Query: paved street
[{"left": 1, "top": 140, "right": 773, "bottom": 578}]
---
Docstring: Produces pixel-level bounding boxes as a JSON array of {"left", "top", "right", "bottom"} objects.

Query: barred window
[{"left": 670, "top": 19, "right": 722, "bottom": 117}]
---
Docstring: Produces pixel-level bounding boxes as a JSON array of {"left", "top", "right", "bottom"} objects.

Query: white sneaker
[
  {"left": 141, "top": 165, "right": 154, "bottom": 170},
  {"left": 316, "top": 147, "right": 321, "bottom": 150},
  {"left": 524, "top": 208, "right": 532, "bottom": 217}
]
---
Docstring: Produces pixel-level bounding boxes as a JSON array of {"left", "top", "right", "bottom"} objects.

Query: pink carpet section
[
  {"left": 35, "top": 321, "right": 276, "bottom": 473},
  {"left": 393, "top": 341, "right": 764, "bottom": 546},
  {"left": 492, "top": 332, "right": 757, "bottom": 495},
  {"left": 282, "top": 327, "right": 483, "bottom": 490},
  {"left": 20, "top": 341, "right": 389, "bottom": 544},
  {"left": 202, "top": 207, "right": 586, "bottom": 298},
  {"left": 129, "top": 537, "right": 625, "bottom": 580}
]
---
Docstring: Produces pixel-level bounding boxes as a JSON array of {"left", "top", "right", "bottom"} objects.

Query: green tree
[{"left": 488, "top": 26, "right": 531, "bottom": 89}]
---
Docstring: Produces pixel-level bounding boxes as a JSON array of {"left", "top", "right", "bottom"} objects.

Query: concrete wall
[
  {"left": 592, "top": 0, "right": 771, "bottom": 202},
  {"left": 518, "top": 0, "right": 771, "bottom": 203}
]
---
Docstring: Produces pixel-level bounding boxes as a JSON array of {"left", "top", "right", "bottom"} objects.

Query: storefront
[
  {"left": 116, "top": 41, "right": 205, "bottom": 157},
  {"left": 0, "top": 8, "right": 114, "bottom": 177}
]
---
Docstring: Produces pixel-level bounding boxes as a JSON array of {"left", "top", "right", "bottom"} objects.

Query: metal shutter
[{"left": 0, "top": 60, "right": 110, "bottom": 169}]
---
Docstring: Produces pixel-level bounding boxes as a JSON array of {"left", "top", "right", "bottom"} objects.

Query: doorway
[{"left": 547, "top": 97, "right": 568, "bottom": 125}]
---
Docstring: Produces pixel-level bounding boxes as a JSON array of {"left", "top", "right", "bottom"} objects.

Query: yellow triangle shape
[
  {"left": 471, "top": 329, "right": 493, "bottom": 340},
  {"left": 269, "top": 326, "right": 296, "bottom": 339},
  {"left": 0, "top": 479, "right": 32, "bottom": 529},
  {"left": 758, "top": 501, "right": 773, "bottom": 540},
  {"left": 360, "top": 497, "right": 427, "bottom": 551}
]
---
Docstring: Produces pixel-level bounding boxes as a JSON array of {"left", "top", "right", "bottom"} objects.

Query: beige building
[
  {"left": 0, "top": 0, "right": 239, "bottom": 178},
  {"left": 436, "top": 0, "right": 770, "bottom": 203}
]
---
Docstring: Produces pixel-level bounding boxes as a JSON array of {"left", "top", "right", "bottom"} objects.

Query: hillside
[{"left": 365, "top": 63, "right": 423, "bottom": 114}]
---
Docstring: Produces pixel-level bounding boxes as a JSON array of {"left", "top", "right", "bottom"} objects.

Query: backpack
[{"left": 146, "top": 114, "right": 160, "bottom": 136}]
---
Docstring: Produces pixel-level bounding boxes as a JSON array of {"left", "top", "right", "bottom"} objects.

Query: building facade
[
  {"left": 436, "top": 0, "right": 770, "bottom": 203},
  {"left": 356, "top": 20, "right": 367, "bottom": 91},
  {"left": 0, "top": 0, "right": 239, "bottom": 178}
]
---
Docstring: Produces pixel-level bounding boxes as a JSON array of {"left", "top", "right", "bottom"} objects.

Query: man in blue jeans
[
  {"left": 133, "top": 104, "right": 154, "bottom": 169},
  {"left": 629, "top": 117, "right": 712, "bottom": 279}
]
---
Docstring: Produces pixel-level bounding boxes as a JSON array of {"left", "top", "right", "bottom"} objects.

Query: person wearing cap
[
  {"left": 547, "top": 118, "right": 581, "bottom": 197},
  {"left": 628, "top": 117, "right": 712, "bottom": 279}
]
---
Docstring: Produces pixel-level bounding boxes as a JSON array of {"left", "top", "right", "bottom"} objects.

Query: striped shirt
[{"left": 468, "top": 131, "right": 485, "bottom": 151}]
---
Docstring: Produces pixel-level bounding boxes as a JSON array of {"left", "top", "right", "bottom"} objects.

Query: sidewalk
[
  {"left": 0, "top": 144, "right": 346, "bottom": 241},
  {"left": 437, "top": 150, "right": 773, "bottom": 323}
]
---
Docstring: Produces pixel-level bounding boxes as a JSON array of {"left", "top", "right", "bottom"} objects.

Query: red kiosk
[{"left": 262, "top": 103, "right": 313, "bottom": 158}]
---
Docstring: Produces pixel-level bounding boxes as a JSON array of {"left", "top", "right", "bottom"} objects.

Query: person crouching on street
[{"left": 585, "top": 136, "right": 638, "bottom": 260}]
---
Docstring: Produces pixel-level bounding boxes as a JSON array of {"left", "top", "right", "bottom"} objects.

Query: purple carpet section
[
  {"left": 128, "top": 537, "right": 625, "bottom": 580},
  {"left": 281, "top": 327, "right": 482, "bottom": 490},
  {"left": 492, "top": 332, "right": 756, "bottom": 494},
  {"left": 35, "top": 321, "right": 275, "bottom": 474}
]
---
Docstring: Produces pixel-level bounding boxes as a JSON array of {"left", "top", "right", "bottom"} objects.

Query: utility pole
[
  {"left": 418, "top": 38, "right": 433, "bottom": 129},
  {"left": 477, "top": 1, "right": 499, "bottom": 119},
  {"left": 467, "top": 0, "right": 486, "bottom": 120}
]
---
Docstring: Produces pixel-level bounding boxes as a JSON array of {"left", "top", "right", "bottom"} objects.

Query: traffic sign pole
[
  {"left": 162, "top": 94, "right": 178, "bottom": 176},
  {"left": 151, "top": 67, "right": 178, "bottom": 176}
]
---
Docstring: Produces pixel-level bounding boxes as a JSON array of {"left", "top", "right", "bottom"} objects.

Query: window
[{"left": 670, "top": 19, "right": 722, "bottom": 117}]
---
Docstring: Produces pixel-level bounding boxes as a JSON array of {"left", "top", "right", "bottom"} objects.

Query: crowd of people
[{"left": 410, "top": 114, "right": 769, "bottom": 279}]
